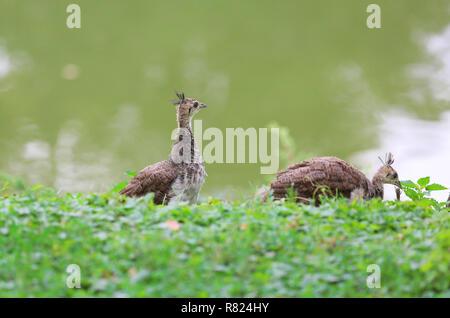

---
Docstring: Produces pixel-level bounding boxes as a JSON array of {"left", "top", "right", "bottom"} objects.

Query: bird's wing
[
  {"left": 120, "top": 160, "right": 178, "bottom": 203},
  {"left": 271, "top": 157, "right": 370, "bottom": 199}
]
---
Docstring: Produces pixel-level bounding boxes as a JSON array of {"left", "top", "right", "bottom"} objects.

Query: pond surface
[{"left": 0, "top": 0, "right": 449, "bottom": 199}]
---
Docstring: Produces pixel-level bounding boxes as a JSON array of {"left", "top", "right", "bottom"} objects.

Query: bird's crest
[
  {"left": 171, "top": 90, "right": 185, "bottom": 105},
  {"left": 378, "top": 152, "right": 394, "bottom": 166}
]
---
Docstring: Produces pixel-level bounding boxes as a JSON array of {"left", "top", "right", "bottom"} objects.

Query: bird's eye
[{"left": 193, "top": 102, "right": 199, "bottom": 107}]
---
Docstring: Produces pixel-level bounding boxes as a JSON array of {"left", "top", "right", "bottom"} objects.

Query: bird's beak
[
  {"left": 199, "top": 103, "right": 207, "bottom": 109},
  {"left": 395, "top": 180, "right": 402, "bottom": 189}
]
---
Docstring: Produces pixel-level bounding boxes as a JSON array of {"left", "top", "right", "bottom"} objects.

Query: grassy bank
[{"left": 0, "top": 183, "right": 448, "bottom": 298}]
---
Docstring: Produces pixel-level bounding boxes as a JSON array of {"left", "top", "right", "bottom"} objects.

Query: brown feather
[
  {"left": 269, "top": 157, "right": 375, "bottom": 204},
  {"left": 120, "top": 160, "right": 178, "bottom": 204}
]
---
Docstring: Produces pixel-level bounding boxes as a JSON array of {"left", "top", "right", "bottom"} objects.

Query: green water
[{"left": 0, "top": 0, "right": 449, "bottom": 198}]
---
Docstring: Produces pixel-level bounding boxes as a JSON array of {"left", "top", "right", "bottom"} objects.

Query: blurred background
[{"left": 0, "top": 0, "right": 449, "bottom": 200}]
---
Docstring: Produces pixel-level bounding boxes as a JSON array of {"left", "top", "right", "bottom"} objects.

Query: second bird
[{"left": 268, "top": 153, "right": 401, "bottom": 204}]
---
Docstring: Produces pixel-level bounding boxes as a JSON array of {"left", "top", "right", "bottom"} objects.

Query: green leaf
[
  {"left": 403, "top": 188, "right": 418, "bottom": 200},
  {"left": 31, "top": 184, "right": 43, "bottom": 191},
  {"left": 125, "top": 170, "right": 138, "bottom": 178},
  {"left": 401, "top": 180, "right": 418, "bottom": 189},
  {"left": 425, "top": 183, "right": 447, "bottom": 191},
  {"left": 0, "top": 182, "right": 9, "bottom": 193},
  {"left": 417, "top": 177, "right": 430, "bottom": 187},
  {"left": 416, "top": 198, "right": 436, "bottom": 209},
  {"left": 110, "top": 181, "right": 128, "bottom": 193}
]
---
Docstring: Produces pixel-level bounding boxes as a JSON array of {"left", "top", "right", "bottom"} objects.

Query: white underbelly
[{"left": 170, "top": 165, "right": 206, "bottom": 204}]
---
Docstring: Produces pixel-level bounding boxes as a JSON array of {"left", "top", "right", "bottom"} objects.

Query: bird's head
[
  {"left": 172, "top": 90, "right": 207, "bottom": 121},
  {"left": 375, "top": 152, "right": 401, "bottom": 188}
]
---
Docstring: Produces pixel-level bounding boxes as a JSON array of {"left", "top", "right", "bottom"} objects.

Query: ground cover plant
[{"left": 0, "top": 177, "right": 448, "bottom": 297}]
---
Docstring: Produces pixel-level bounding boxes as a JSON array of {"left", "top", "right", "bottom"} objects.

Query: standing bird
[
  {"left": 120, "top": 91, "right": 207, "bottom": 204},
  {"left": 268, "top": 153, "right": 401, "bottom": 204}
]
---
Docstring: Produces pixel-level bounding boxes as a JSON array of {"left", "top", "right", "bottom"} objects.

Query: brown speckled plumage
[
  {"left": 120, "top": 91, "right": 207, "bottom": 205},
  {"left": 120, "top": 160, "right": 179, "bottom": 204},
  {"left": 269, "top": 153, "right": 401, "bottom": 205}
]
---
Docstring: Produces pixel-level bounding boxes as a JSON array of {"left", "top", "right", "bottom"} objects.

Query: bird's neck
[
  {"left": 371, "top": 171, "right": 384, "bottom": 199},
  {"left": 177, "top": 113, "right": 191, "bottom": 129},
  {"left": 170, "top": 116, "right": 202, "bottom": 164},
  {"left": 176, "top": 115, "right": 193, "bottom": 138}
]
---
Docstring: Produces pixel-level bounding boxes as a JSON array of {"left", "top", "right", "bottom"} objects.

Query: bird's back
[
  {"left": 120, "top": 159, "right": 179, "bottom": 204},
  {"left": 120, "top": 159, "right": 206, "bottom": 205},
  {"left": 270, "top": 156, "right": 372, "bottom": 203}
]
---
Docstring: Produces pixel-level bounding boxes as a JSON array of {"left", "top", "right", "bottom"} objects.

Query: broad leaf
[
  {"left": 31, "top": 184, "right": 43, "bottom": 191},
  {"left": 401, "top": 180, "right": 418, "bottom": 189},
  {"left": 125, "top": 170, "right": 138, "bottom": 178},
  {"left": 417, "top": 177, "right": 430, "bottom": 187},
  {"left": 425, "top": 183, "right": 447, "bottom": 191},
  {"left": 110, "top": 181, "right": 128, "bottom": 193},
  {"left": 403, "top": 188, "right": 418, "bottom": 200}
]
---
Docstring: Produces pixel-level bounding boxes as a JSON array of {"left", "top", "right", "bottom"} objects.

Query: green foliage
[
  {"left": 0, "top": 184, "right": 448, "bottom": 297},
  {"left": 109, "top": 171, "right": 138, "bottom": 193},
  {"left": 285, "top": 184, "right": 298, "bottom": 203},
  {"left": 0, "top": 173, "right": 27, "bottom": 195},
  {"left": 401, "top": 177, "right": 448, "bottom": 209},
  {"left": 109, "top": 182, "right": 128, "bottom": 194},
  {"left": 125, "top": 171, "right": 138, "bottom": 178}
]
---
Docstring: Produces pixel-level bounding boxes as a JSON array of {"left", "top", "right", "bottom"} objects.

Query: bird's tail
[{"left": 119, "top": 182, "right": 141, "bottom": 197}]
